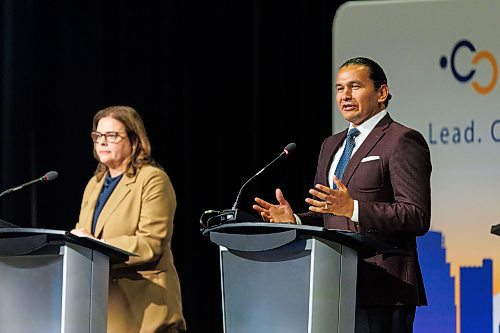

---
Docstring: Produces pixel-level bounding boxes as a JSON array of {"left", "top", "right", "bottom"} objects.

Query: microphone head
[
  {"left": 42, "top": 171, "right": 59, "bottom": 181},
  {"left": 283, "top": 142, "right": 296, "bottom": 155}
]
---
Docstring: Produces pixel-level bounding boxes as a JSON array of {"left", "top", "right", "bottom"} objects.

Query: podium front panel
[
  {"left": 219, "top": 237, "right": 357, "bottom": 333},
  {"left": 0, "top": 243, "right": 109, "bottom": 333},
  {"left": 221, "top": 239, "right": 311, "bottom": 333},
  {"left": 0, "top": 252, "right": 63, "bottom": 332}
]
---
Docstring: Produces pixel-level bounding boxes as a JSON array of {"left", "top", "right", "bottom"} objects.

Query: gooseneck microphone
[
  {"left": 232, "top": 142, "right": 296, "bottom": 210},
  {"left": 0, "top": 171, "right": 59, "bottom": 198},
  {"left": 200, "top": 143, "right": 297, "bottom": 228}
]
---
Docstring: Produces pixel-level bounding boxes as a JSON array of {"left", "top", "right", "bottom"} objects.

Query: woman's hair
[{"left": 92, "top": 105, "right": 158, "bottom": 181}]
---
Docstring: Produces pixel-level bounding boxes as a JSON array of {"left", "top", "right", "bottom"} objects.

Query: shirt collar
[
  {"left": 104, "top": 172, "right": 123, "bottom": 188},
  {"left": 348, "top": 110, "right": 387, "bottom": 136}
]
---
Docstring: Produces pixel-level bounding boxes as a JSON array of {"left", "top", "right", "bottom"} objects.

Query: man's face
[{"left": 335, "top": 64, "right": 388, "bottom": 127}]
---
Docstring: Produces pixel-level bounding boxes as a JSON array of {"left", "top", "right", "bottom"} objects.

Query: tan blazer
[{"left": 76, "top": 165, "right": 186, "bottom": 333}]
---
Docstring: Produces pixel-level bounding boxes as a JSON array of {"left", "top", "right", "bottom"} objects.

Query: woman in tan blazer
[{"left": 72, "top": 106, "right": 186, "bottom": 333}]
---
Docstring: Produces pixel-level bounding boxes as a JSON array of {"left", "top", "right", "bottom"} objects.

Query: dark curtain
[{"left": 1, "top": 0, "right": 344, "bottom": 331}]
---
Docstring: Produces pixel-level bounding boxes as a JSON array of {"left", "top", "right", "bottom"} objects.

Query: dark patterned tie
[{"left": 333, "top": 128, "right": 360, "bottom": 189}]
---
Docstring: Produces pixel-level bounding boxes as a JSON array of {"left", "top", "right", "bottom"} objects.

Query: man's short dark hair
[{"left": 340, "top": 57, "right": 393, "bottom": 107}]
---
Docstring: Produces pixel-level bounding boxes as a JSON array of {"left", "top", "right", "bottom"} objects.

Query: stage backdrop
[{"left": 333, "top": 0, "right": 499, "bottom": 332}]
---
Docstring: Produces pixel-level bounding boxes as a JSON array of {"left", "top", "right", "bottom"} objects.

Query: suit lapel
[
  {"left": 342, "top": 114, "right": 393, "bottom": 186},
  {"left": 322, "top": 130, "right": 347, "bottom": 185},
  {"left": 93, "top": 173, "right": 137, "bottom": 237}
]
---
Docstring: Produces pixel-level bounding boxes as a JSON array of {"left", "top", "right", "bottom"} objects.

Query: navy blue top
[{"left": 91, "top": 173, "right": 123, "bottom": 234}]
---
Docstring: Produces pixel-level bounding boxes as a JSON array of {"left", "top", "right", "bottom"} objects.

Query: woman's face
[{"left": 94, "top": 117, "right": 133, "bottom": 173}]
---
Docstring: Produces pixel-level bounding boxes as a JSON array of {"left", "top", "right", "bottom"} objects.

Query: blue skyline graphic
[
  {"left": 461, "top": 259, "right": 493, "bottom": 333},
  {"left": 414, "top": 231, "right": 456, "bottom": 332},
  {"left": 414, "top": 231, "right": 494, "bottom": 333}
]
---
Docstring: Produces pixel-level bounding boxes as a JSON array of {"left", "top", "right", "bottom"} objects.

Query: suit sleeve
[
  {"left": 74, "top": 178, "right": 97, "bottom": 231},
  {"left": 106, "top": 170, "right": 176, "bottom": 266},
  {"left": 298, "top": 137, "right": 329, "bottom": 227},
  {"left": 358, "top": 129, "right": 431, "bottom": 236}
]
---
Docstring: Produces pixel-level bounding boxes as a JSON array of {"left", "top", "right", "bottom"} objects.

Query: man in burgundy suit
[{"left": 253, "top": 57, "right": 431, "bottom": 333}]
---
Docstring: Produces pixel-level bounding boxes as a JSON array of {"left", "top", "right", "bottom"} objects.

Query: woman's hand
[{"left": 70, "top": 227, "right": 95, "bottom": 238}]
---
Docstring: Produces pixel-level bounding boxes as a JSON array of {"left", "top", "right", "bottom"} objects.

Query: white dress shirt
[
  {"left": 295, "top": 110, "right": 387, "bottom": 225},
  {"left": 328, "top": 110, "right": 387, "bottom": 222}
]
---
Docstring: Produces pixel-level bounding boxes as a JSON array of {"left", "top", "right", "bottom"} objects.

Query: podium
[
  {"left": 0, "top": 227, "right": 132, "bottom": 333},
  {"left": 203, "top": 222, "right": 402, "bottom": 333}
]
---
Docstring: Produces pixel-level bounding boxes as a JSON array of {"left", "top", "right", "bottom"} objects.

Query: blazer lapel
[
  {"left": 342, "top": 114, "right": 393, "bottom": 187},
  {"left": 322, "top": 130, "right": 347, "bottom": 185},
  {"left": 93, "top": 173, "right": 137, "bottom": 237}
]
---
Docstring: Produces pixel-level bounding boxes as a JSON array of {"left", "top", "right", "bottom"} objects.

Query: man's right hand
[{"left": 253, "top": 188, "right": 296, "bottom": 223}]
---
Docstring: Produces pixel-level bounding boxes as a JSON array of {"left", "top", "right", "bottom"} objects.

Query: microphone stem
[
  {"left": 255, "top": 152, "right": 285, "bottom": 177},
  {"left": 0, "top": 176, "right": 44, "bottom": 198},
  {"left": 232, "top": 151, "right": 285, "bottom": 210}
]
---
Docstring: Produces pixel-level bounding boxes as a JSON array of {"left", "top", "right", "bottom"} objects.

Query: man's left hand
[{"left": 305, "top": 176, "right": 354, "bottom": 218}]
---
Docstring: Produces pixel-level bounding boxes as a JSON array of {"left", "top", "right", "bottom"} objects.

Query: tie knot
[{"left": 348, "top": 128, "right": 360, "bottom": 139}]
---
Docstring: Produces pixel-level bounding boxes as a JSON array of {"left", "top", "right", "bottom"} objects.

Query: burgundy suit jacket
[{"left": 300, "top": 113, "right": 431, "bottom": 306}]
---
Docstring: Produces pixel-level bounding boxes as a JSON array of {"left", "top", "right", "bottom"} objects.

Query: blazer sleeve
[
  {"left": 298, "top": 137, "right": 330, "bottom": 227},
  {"left": 74, "top": 177, "right": 98, "bottom": 231}
]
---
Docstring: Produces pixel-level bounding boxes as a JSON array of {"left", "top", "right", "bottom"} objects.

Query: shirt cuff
[
  {"left": 294, "top": 214, "right": 302, "bottom": 225},
  {"left": 351, "top": 200, "right": 359, "bottom": 223}
]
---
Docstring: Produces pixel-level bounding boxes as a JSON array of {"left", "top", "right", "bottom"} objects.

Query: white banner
[{"left": 333, "top": 0, "right": 500, "bottom": 332}]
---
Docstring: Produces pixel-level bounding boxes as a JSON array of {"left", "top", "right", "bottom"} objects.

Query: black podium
[
  {"left": 203, "top": 222, "right": 401, "bottom": 333},
  {"left": 0, "top": 228, "right": 133, "bottom": 333}
]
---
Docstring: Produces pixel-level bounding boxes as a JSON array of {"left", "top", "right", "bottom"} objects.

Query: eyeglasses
[{"left": 90, "top": 131, "right": 127, "bottom": 143}]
